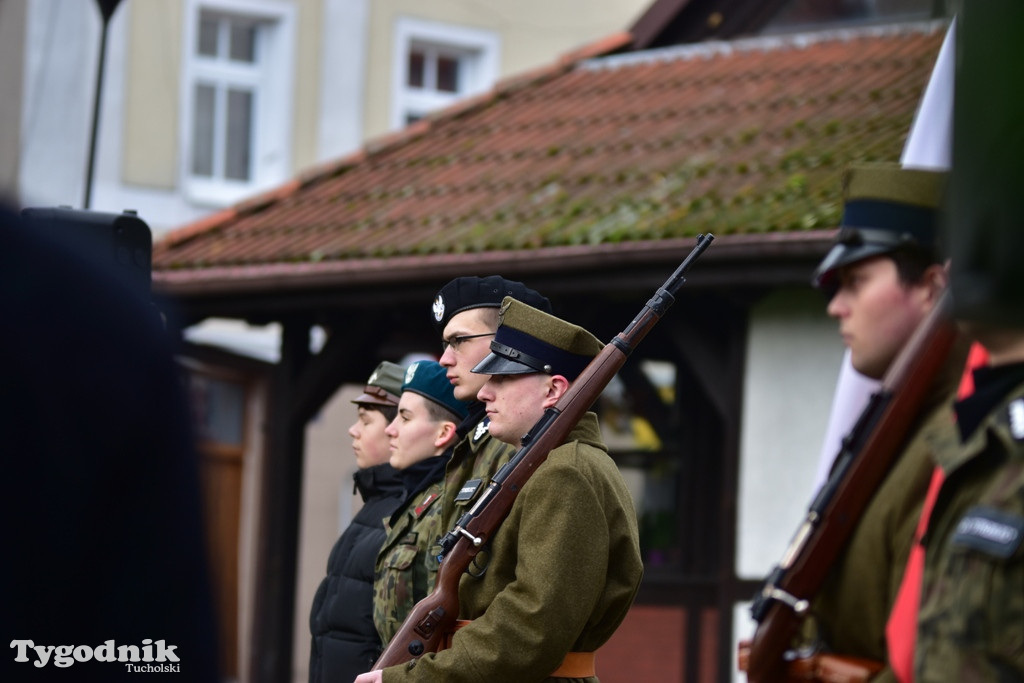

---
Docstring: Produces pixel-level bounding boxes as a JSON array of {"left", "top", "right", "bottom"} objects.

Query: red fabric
[
  {"left": 956, "top": 343, "right": 991, "bottom": 399},
  {"left": 885, "top": 467, "right": 944, "bottom": 682},
  {"left": 884, "top": 342, "right": 989, "bottom": 681}
]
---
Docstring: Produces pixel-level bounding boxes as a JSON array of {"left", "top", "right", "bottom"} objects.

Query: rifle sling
[{"left": 443, "top": 619, "right": 597, "bottom": 678}]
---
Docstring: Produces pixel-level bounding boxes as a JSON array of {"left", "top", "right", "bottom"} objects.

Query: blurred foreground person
[
  {"left": 802, "top": 163, "right": 968, "bottom": 677},
  {"left": 0, "top": 204, "right": 218, "bottom": 682}
]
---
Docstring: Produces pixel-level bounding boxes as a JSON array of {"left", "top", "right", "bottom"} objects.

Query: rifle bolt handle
[
  {"left": 762, "top": 586, "right": 810, "bottom": 615},
  {"left": 456, "top": 527, "right": 484, "bottom": 547}
]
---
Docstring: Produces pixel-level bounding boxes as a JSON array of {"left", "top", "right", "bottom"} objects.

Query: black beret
[{"left": 431, "top": 275, "right": 551, "bottom": 333}]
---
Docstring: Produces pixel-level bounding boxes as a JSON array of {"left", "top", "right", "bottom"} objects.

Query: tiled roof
[{"left": 154, "top": 21, "right": 946, "bottom": 295}]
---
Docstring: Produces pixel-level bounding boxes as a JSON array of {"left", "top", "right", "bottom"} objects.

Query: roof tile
[{"left": 155, "top": 21, "right": 947, "bottom": 285}]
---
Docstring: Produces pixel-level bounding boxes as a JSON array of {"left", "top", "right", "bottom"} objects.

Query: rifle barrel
[{"left": 375, "top": 234, "right": 715, "bottom": 671}]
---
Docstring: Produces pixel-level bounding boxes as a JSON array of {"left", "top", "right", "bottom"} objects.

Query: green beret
[
  {"left": 401, "top": 360, "right": 470, "bottom": 420},
  {"left": 813, "top": 162, "right": 948, "bottom": 291},
  {"left": 352, "top": 360, "right": 405, "bottom": 407},
  {"left": 472, "top": 297, "right": 603, "bottom": 381}
]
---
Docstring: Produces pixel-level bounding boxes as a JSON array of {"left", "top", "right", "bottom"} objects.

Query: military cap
[
  {"left": 813, "top": 162, "right": 948, "bottom": 292},
  {"left": 431, "top": 275, "right": 551, "bottom": 333},
  {"left": 472, "top": 297, "right": 604, "bottom": 381},
  {"left": 352, "top": 361, "right": 405, "bottom": 407},
  {"left": 401, "top": 360, "right": 470, "bottom": 420}
]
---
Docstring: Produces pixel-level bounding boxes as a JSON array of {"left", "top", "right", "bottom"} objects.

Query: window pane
[
  {"left": 190, "top": 375, "right": 246, "bottom": 446},
  {"left": 408, "top": 49, "right": 425, "bottom": 88},
  {"left": 623, "top": 457, "right": 683, "bottom": 569},
  {"left": 437, "top": 55, "right": 459, "bottom": 93},
  {"left": 191, "top": 84, "right": 216, "bottom": 177},
  {"left": 198, "top": 13, "right": 219, "bottom": 56},
  {"left": 405, "top": 112, "right": 423, "bottom": 126},
  {"left": 229, "top": 20, "right": 257, "bottom": 62},
  {"left": 225, "top": 88, "right": 253, "bottom": 181},
  {"left": 598, "top": 363, "right": 682, "bottom": 570}
]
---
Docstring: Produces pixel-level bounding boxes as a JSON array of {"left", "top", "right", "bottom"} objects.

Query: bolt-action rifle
[
  {"left": 373, "top": 233, "right": 714, "bottom": 670},
  {"left": 743, "top": 290, "right": 957, "bottom": 682}
]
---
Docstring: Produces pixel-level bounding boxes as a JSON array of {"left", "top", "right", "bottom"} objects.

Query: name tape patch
[
  {"left": 952, "top": 506, "right": 1024, "bottom": 559},
  {"left": 455, "top": 478, "right": 482, "bottom": 503}
]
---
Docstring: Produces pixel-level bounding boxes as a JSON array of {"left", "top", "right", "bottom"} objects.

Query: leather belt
[{"left": 444, "top": 619, "right": 596, "bottom": 678}]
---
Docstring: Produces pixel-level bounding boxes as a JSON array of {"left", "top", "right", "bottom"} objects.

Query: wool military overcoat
[{"left": 381, "top": 413, "right": 643, "bottom": 683}]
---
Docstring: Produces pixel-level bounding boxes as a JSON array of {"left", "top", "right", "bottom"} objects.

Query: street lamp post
[{"left": 83, "top": 0, "right": 123, "bottom": 209}]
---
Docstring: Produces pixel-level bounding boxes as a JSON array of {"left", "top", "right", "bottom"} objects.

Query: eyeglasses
[{"left": 441, "top": 332, "right": 495, "bottom": 352}]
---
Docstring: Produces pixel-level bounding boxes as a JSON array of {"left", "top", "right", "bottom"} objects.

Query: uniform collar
[
  {"left": 955, "top": 362, "right": 1024, "bottom": 441},
  {"left": 353, "top": 462, "right": 403, "bottom": 500},
  {"left": 456, "top": 401, "right": 487, "bottom": 439}
]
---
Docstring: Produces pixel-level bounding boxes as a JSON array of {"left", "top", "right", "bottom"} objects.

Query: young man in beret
[
  {"left": 357, "top": 298, "right": 643, "bottom": 682},
  {"left": 429, "top": 276, "right": 552, "bottom": 555},
  {"left": 309, "top": 361, "right": 407, "bottom": 683},
  {"left": 373, "top": 361, "right": 469, "bottom": 647},
  {"left": 799, "top": 162, "right": 970, "bottom": 676}
]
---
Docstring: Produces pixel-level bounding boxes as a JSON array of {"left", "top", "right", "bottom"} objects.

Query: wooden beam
[{"left": 248, "top": 319, "right": 310, "bottom": 683}]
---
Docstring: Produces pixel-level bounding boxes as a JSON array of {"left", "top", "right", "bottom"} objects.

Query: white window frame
[
  {"left": 391, "top": 17, "right": 500, "bottom": 130},
  {"left": 180, "top": 0, "right": 295, "bottom": 207}
]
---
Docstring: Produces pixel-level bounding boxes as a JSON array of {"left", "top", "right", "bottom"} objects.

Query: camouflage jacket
[
  {"left": 438, "top": 403, "right": 515, "bottom": 542},
  {"left": 381, "top": 413, "right": 643, "bottom": 683},
  {"left": 915, "top": 376, "right": 1024, "bottom": 681},
  {"left": 373, "top": 457, "right": 449, "bottom": 646}
]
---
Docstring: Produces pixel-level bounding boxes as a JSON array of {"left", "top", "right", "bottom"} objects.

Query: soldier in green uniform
[
  {"left": 357, "top": 298, "right": 643, "bottom": 682},
  {"left": 374, "top": 360, "right": 469, "bottom": 646},
  {"left": 911, "top": 325, "right": 1024, "bottom": 680},
  {"left": 429, "top": 276, "right": 552, "bottom": 559},
  {"left": 907, "top": 9, "right": 1024, "bottom": 671},
  {"left": 801, "top": 163, "right": 969, "bottom": 677}
]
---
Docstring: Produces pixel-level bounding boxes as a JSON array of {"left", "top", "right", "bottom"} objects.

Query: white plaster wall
[
  {"left": 736, "top": 288, "right": 846, "bottom": 573},
  {"left": 292, "top": 383, "right": 364, "bottom": 683},
  {"left": 317, "top": 0, "right": 371, "bottom": 161},
  {"left": 20, "top": 0, "right": 99, "bottom": 209},
  {"left": 732, "top": 288, "right": 848, "bottom": 662}
]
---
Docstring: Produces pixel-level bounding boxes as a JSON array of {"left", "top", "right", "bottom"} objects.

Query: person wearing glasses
[
  {"left": 356, "top": 298, "right": 642, "bottom": 682},
  {"left": 373, "top": 361, "right": 469, "bottom": 647},
  {"left": 370, "top": 277, "right": 551, "bottom": 649},
  {"left": 428, "top": 276, "right": 553, "bottom": 563}
]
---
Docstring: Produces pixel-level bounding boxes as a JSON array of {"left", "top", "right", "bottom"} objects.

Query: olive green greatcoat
[
  {"left": 914, "top": 378, "right": 1024, "bottom": 681},
  {"left": 381, "top": 413, "right": 643, "bottom": 683},
  {"left": 807, "top": 340, "right": 968, "bottom": 678},
  {"left": 374, "top": 478, "right": 446, "bottom": 645}
]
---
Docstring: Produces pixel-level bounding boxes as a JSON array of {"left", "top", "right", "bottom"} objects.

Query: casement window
[
  {"left": 182, "top": 0, "right": 294, "bottom": 206},
  {"left": 391, "top": 17, "right": 499, "bottom": 129}
]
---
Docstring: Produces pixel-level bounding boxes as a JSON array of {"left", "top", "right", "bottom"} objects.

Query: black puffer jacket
[{"left": 309, "top": 463, "right": 404, "bottom": 683}]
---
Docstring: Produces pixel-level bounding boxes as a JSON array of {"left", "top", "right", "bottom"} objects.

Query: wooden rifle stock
[
  {"left": 373, "top": 233, "right": 714, "bottom": 670},
  {"left": 744, "top": 291, "right": 957, "bottom": 683},
  {"left": 739, "top": 641, "right": 884, "bottom": 683}
]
